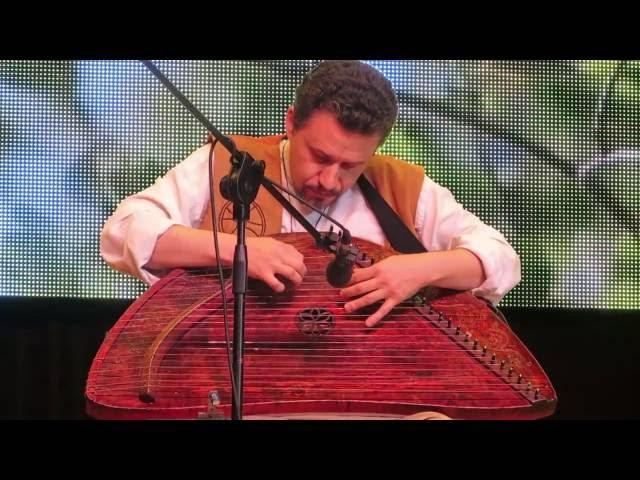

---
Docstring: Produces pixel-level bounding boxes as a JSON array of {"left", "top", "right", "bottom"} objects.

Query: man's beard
[{"left": 299, "top": 186, "right": 339, "bottom": 213}]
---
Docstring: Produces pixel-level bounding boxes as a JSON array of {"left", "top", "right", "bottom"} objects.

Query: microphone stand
[
  {"left": 220, "top": 150, "right": 264, "bottom": 420},
  {"left": 140, "top": 60, "right": 368, "bottom": 419}
]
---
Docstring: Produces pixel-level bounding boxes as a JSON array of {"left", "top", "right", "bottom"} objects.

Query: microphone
[{"left": 326, "top": 231, "right": 358, "bottom": 288}]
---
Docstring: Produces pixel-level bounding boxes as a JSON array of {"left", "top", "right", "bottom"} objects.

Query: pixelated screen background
[{"left": 0, "top": 60, "right": 637, "bottom": 308}]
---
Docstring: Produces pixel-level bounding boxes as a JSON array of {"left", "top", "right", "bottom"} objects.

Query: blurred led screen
[{"left": 0, "top": 60, "right": 638, "bottom": 308}]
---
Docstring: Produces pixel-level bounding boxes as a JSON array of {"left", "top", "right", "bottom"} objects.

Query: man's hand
[
  {"left": 246, "top": 236, "right": 307, "bottom": 292},
  {"left": 340, "top": 254, "right": 427, "bottom": 328},
  {"left": 146, "top": 227, "right": 307, "bottom": 292},
  {"left": 340, "top": 249, "right": 486, "bottom": 328}
]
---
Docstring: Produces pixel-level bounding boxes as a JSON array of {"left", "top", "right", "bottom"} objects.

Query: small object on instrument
[
  {"left": 356, "top": 251, "right": 372, "bottom": 268},
  {"left": 491, "top": 354, "right": 496, "bottom": 364},
  {"left": 482, "top": 346, "right": 487, "bottom": 356},
  {"left": 197, "top": 390, "right": 224, "bottom": 420},
  {"left": 517, "top": 374, "right": 523, "bottom": 384},
  {"left": 412, "top": 295, "right": 426, "bottom": 307},
  {"left": 473, "top": 340, "right": 479, "bottom": 350},
  {"left": 139, "top": 392, "right": 155, "bottom": 404},
  {"left": 500, "top": 360, "right": 506, "bottom": 370}
]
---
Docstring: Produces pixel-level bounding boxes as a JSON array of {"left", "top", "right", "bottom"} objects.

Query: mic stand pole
[{"left": 219, "top": 150, "right": 265, "bottom": 420}]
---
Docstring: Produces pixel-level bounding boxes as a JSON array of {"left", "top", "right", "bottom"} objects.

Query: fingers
[
  {"left": 284, "top": 245, "right": 307, "bottom": 278},
  {"left": 343, "top": 288, "right": 397, "bottom": 327},
  {"left": 272, "top": 243, "right": 305, "bottom": 288},
  {"left": 276, "top": 264, "right": 304, "bottom": 286},
  {"left": 340, "top": 278, "right": 378, "bottom": 299},
  {"left": 246, "top": 237, "right": 308, "bottom": 292},
  {"left": 365, "top": 299, "right": 396, "bottom": 328},
  {"left": 343, "top": 288, "right": 386, "bottom": 313},
  {"left": 262, "top": 273, "right": 286, "bottom": 293},
  {"left": 348, "top": 265, "right": 376, "bottom": 285}
]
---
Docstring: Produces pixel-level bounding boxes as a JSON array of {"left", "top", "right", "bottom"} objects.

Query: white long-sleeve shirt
[{"left": 100, "top": 143, "right": 521, "bottom": 304}]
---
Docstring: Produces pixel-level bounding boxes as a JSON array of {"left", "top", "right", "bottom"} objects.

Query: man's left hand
[{"left": 340, "top": 254, "right": 427, "bottom": 328}]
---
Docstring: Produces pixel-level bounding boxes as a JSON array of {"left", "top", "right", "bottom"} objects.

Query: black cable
[{"left": 207, "top": 139, "right": 239, "bottom": 414}]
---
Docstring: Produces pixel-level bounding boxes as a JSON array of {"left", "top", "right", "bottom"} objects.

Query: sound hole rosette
[{"left": 296, "top": 307, "right": 335, "bottom": 336}]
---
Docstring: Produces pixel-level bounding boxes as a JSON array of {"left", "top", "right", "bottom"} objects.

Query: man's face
[{"left": 285, "top": 108, "right": 382, "bottom": 212}]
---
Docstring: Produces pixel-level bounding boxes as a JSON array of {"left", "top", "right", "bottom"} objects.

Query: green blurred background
[{"left": 0, "top": 60, "right": 637, "bottom": 308}]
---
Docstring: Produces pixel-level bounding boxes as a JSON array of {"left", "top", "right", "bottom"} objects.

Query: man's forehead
[{"left": 298, "top": 117, "right": 380, "bottom": 162}]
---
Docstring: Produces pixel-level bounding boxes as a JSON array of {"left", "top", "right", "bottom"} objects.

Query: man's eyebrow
[
  {"left": 309, "top": 146, "right": 367, "bottom": 166},
  {"left": 309, "top": 146, "right": 332, "bottom": 159}
]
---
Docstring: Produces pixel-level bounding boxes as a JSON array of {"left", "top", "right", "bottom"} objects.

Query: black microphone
[{"left": 326, "top": 231, "right": 358, "bottom": 288}]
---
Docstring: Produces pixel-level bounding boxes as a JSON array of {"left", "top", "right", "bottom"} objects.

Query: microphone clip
[{"left": 321, "top": 227, "right": 373, "bottom": 269}]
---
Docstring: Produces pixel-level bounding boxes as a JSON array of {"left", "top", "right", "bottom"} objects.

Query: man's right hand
[
  {"left": 146, "top": 226, "right": 306, "bottom": 292},
  {"left": 246, "top": 236, "right": 307, "bottom": 292}
]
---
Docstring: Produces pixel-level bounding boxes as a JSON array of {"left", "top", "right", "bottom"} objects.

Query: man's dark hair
[{"left": 293, "top": 60, "right": 398, "bottom": 143}]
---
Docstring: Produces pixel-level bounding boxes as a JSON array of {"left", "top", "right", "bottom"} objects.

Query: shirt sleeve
[
  {"left": 414, "top": 176, "right": 521, "bottom": 305},
  {"left": 99, "top": 144, "right": 213, "bottom": 285}
]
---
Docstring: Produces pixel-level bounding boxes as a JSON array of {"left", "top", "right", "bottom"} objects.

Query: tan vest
[{"left": 198, "top": 134, "right": 425, "bottom": 245}]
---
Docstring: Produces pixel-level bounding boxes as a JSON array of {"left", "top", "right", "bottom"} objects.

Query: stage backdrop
[{"left": 0, "top": 60, "right": 637, "bottom": 308}]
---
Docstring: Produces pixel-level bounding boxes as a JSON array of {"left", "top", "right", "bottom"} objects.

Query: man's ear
[{"left": 285, "top": 106, "right": 295, "bottom": 138}]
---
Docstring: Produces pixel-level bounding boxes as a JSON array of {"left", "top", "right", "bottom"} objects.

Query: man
[{"left": 101, "top": 60, "right": 521, "bottom": 327}]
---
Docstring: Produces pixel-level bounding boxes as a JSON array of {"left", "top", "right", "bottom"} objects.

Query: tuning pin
[
  {"left": 508, "top": 368, "right": 514, "bottom": 377},
  {"left": 455, "top": 326, "right": 461, "bottom": 336},
  {"left": 464, "top": 333, "right": 470, "bottom": 343},
  {"left": 535, "top": 389, "right": 540, "bottom": 400},
  {"left": 491, "top": 354, "right": 496, "bottom": 364},
  {"left": 482, "top": 346, "right": 487, "bottom": 356},
  {"left": 500, "top": 360, "right": 506, "bottom": 370},
  {"left": 208, "top": 390, "right": 221, "bottom": 406},
  {"left": 517, "top": 374, "right": 523, "bottom": 384},
  {"left": 473, "top": 340, "right": 479, "bottom": 350}
]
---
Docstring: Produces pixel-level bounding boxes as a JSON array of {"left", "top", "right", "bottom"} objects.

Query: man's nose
[{"left": 318, "top": 163, "right": 340, "bottom": 192}]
